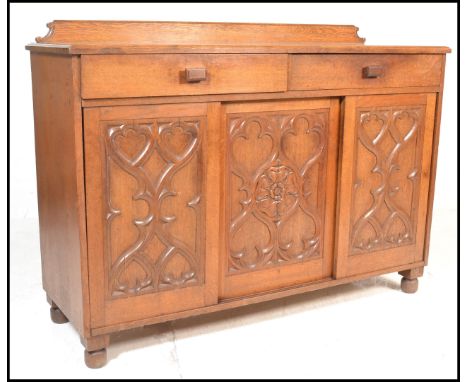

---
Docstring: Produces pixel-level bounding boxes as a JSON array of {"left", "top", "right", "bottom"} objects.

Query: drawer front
[
  {"left": 82, "top": 54, "right": 288, "bottom": 99},
  {"left": 289, "top": 54, "right": 443, "bottom": 90}
]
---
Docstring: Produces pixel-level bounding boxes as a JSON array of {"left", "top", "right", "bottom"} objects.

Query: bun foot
[
  {"left": 84, "top": 348, "right": 107, "bottom": 368},
  {"left": 399, "top": 267, "right": 423, "bottom": 294},
  {"left": 401, "top": 276, "right": 418, "bottom": 293},
  {"left": 82, "top": 335, "right": 110, "bottom": 368},
  {"left": 50, "top": 306, "right": 69, "bottom": 324}
]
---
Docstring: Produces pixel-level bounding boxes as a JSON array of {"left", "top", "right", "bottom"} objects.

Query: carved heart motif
[
  {"left": 111, "top": 254, "right": 154, "bottom": 296},
  {"left": 360, "top": 112, "right": 388, "bottom": 145},
  {"left": 231, "top": 117, "right": 274, "bottom": 177},
  {"left": 383, "top": 210, "right": 413, "bottom": 244},
  {"left": 391, "top": 110, "right": 418, "bottom": 143},
  {"left": 157, "top": 121, "right": 199, "bottom": 163},
  {"left": 159, "top": 250, "right": 197, "bottom": 288},
  {"left": 352, "top": 216, "right": 382, "bottom": 252},
  {"left": 282, "top": 115, "right": 325, "bottom": 173},
  {"left": 110, "top": 124, "right": 153, "bottom": 166}
]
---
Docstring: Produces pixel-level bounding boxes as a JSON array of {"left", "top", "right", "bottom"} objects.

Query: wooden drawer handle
[
  {"left": 185, "top": 68, "right": 207, "bottom": 82},
  {"left": 362, "top": 65, "right": 384, "bottom": 79}
]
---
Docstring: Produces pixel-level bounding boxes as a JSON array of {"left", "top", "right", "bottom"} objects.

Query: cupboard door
[
  {"left": 335, "top": 94, "right": 436, "bottom": 278},
  {"left": 84, "top": 103, "right": 219, "bottom": 328},
  {"left": 220, "top": 99, "right": 340, "bottom": 299}
]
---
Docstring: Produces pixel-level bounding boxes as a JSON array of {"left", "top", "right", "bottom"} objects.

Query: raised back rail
[{"left": 35, "top": 20, "right": 366, "bottom": 45}]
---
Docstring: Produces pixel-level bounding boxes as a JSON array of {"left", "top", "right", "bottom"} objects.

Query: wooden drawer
[
  {"left": 289, "top": 54, "right": 443, "bottom": 90},
  {"left": 81, "top": 54, "right": 288, "bottom": 99}
]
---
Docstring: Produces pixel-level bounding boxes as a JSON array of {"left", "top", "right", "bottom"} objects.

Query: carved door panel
[
  {"left": 335, "top": 94, "right": 436, "bottom": 278},
  {"left": 84, "top": 103, "right": 219, "bottom": 328},
  {"left": 220, "top": 99, "right": 340, "bottom": 299}
]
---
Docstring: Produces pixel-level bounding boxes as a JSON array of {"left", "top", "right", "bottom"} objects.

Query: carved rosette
[
  {"left": 255, "top": 164, "right": 299, "bottom": 220},
  {"left": 103, "top": 118, "right": 204, "bottom": 298},
  {"left": 228, "top": 111, "right": 328, "bottom": 273},
  {"left": 350, "top": 107, "right": 423, "bottom": 254}
]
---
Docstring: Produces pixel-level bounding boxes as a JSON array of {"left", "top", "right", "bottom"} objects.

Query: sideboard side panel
[
  {"left": 30, "top": 53, "right": 89, "bottom": 336},
  {"left": 423, "top": 55, "right": 447, "bottom": 264}
]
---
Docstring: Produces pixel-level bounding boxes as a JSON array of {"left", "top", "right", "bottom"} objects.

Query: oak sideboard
[{"left": 26, "top": 21, "right": 450, "bottom": 368}]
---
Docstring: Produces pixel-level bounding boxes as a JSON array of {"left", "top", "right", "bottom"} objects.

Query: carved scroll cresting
[
  {"left": 35, "top": 22, "right": 56, "bottom": 43},
  {"left": 227, "top": 111, "right": 328, "bottom": 273},
  {"left": 104, "top": 118, "right": 203, "bottom": 298},
  {"left": 350, "top": 107, "right": 423, "bottom": 254}
]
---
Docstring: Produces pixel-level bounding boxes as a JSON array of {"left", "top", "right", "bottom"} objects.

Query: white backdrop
[{"left": 9, "top": 3, "right": 459, "bottom": 379}]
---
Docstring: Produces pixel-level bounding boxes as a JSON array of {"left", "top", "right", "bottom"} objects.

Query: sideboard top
[{"left": 25, "top": 20, "right": 451, "bottom": 55}]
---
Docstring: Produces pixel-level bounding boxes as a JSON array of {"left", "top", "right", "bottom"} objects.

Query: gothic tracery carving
[
  {"left": 104, "top": 118, "right": 204, "bottom": 297},
  {"left": 228, "top": 111, "right": 328, "bottom": 273}
]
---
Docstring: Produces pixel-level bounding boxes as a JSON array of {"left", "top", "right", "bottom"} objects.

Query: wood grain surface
[
  {"left": 289, "top": 54, "right": 444, "bottom": 90},
  {"left": 334, "top": 93, "right": 436, "bottom": 278},
  {"left": 30, "top": 53, "right": 90, "bottom": 337},
  {"left": 81, "top": 54, "right": 288, "bottom": 99},
  {"left": 33, "top": 20, "right": 365, "bottom": 45}
]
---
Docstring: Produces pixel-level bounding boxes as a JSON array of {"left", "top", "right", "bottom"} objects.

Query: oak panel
[
  {"left": 220, "top": 99, "right": 339, "bottom": 298},
  {"left": 423, "top": 56, "right": 447, "bottom": 264},
  {"left": 30, "top": 53, "right": 89, "bottom": 336},
  {"left": 84, "top": 103, "right": 218, "bottom": 327},
  {"left": 335, "top": 94, "right": 436, "bottom": 278}
]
